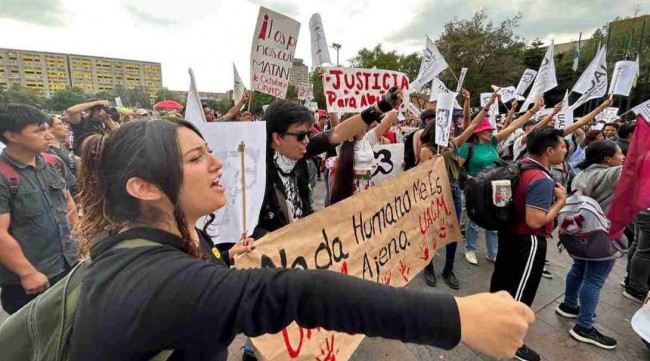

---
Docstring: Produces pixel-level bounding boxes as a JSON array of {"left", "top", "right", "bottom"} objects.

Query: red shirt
[
  {"left": 512, "top": 159, "right": 555, "bottom": 237},
  {"left": 384, "top": 130, "right": 396, "bottom": 144}
]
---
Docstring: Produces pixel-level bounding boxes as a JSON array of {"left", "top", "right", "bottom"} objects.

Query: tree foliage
[
  {"left": 0, "top": 85, "right": 42, "bottom": 108},
  {"left": 349, "top": 44, "right": 421, "bottom": 80}
]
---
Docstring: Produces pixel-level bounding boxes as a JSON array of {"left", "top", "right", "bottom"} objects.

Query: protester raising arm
[
  {"left": 502, "top": 99, "right": 518, "bottom": 129},
  {"left": 220, "top": 91, "right": 250, "bottom": 121},
  {"left": 517, "top": 102, "right": 564, "bottom": 146},
  {"left": 494, "top": 96, "right": 545, "bottom": 143},
  {"left": 462, "top": 89, "right": 471, "bottom": 130},
  {"left": 451, "top": 91, "right": 499, "bottom": 148},
  {"left": 66, "top": 100, "right": 111, "bottom": 124},
  {"left": 562, "top": 98, "right": 613, "bottom": 136}
]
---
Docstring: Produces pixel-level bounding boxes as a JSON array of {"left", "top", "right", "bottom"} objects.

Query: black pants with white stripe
[{"left": 490, "top": 232, "right": 547, "bottom": 306}]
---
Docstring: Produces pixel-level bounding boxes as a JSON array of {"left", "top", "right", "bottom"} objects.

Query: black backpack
[
  {"left": 403, "top": 130, "right": 417, "bottom": 171},
  {"left": 464, "top": 159, "right": 550, "bottom": 231}
]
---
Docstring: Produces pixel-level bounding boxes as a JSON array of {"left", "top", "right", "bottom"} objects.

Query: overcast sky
[{"left": 0, "top": 0, "right": 642, "bottom": 92}]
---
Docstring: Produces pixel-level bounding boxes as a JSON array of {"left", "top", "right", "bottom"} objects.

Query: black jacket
[
  {"left": 253, "top": 131, "right": 335, "bottom": 238},
  {"left": 70, "top": 227, "right": 461, "bottom": 360}
]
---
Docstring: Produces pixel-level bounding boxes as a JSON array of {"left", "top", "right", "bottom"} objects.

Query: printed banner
[
  {"left": 371, "top": 143, "right": 404, "bottom": 185},
  {"left": 555, "top": 91, "right": 574, "bottom": 131},
  {"left": 515, "top": 69, "right": 537, "bottom": 96},
  {"left": 185, "top": 68, "right": 207, "bottom": 124},
  {"left": 233, "top": 64, "right": 247, "bottom": 103},
  {"left": 309, "top": 13, "right": 331, "bottom": 67},
  {"left": 322, "top": 67, "right": 410, "bottom": 112},
  {"left": 297, "top": 83, "right": 314, "bottom": 100},
  {"left": 237, "top": 156, "right": 461, "bottom": 361},
  {"left": 250, "top": 7, "right": 301, "bottom": 99},
  {"left": 521, "top": 42, "right": 557, "bottom": 111},
  {"left": 435, "top": 92, "right": 457, "bottom": 146},
  {"left": 455, "top": 67, "right": 468, "bottom": 92},
  {"left": 609, "top": 60, "right": 638, "bottom": 97},
  {"left": 410, "top": 36, "right": 448, "bottom": 91},
  {"left": 196, "top": 122, "right": 266, "bottom": 244},
  {"left": 571, "top": 45, "right": 608, "bottom": 110}
]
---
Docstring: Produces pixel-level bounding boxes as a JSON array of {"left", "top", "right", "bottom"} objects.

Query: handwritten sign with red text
[
  {"left": 237, "top": 156, "right": 461, "bottom": 361},
  {"left": 250, "top": 7, "right": 300, "bottom": 99},
  {"left": 322, "top": 67, "right": 410, "bottom": 112}
]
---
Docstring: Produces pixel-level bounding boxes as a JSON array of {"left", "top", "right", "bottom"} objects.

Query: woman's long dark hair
[
  {"left": 576, "top": 140, "right": 618, "bottom": 170},
  {"left": 420, "top": 120, "right": 436, "bottom": 147},
  {"left": 581, "top": 129, "right": 603, "bottom": 148},
  {"left": 78, "top": 119, "right": 206, "bottom": 259},
  {"left": 330, "top": 140, "right": 356, "bottom": 205}
]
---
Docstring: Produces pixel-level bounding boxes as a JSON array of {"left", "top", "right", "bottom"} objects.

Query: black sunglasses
[{"left": 282, "top": 131, "right": 310, "bottom": 142}]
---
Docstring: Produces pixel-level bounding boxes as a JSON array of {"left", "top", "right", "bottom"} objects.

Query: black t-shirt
[
  {"left": 71, "top": 117, "right": 106, "bottom": 155},
  {"left": 71, "top": 227, "right": 461, "bottom": 360}
]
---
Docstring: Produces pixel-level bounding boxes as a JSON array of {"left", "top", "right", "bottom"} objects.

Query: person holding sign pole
[
  {"left": 418, "top": 89, "right": 492, "bottom": 289},
  {"left": 50, "top": 119, "right": 538, "bottom": 361},
  {"left": 458, "top": 96, "right": 545, "bottom": 266}
]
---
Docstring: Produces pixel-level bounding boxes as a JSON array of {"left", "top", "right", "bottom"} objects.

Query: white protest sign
[
  {"left": 571, "top": 45, "right": 608, "bottom": 110},
  {"left": 435, "top": 92, "right": 457, "bottom": 146},
  {"left": 455, "top": 67, "right": 468, "bottom": 92},
  {"left": 410, "top": 36, "right": 448, "bottom": 91},
  {"left": 407, "top": 102, "right": 421, "bottom": 117},
  {"left": 521, "top": 42, "right": 557, "bottom": 111},
  {"left": 601, "top": 107, "right": 619, "bottom": 123},
  {"left": 633, "top": 99, "right": 650, "bottom": 122},
  {"left": 309, "top": 13, "right": 331, "bottom": 67},
  {"left": 233, "top": 63, "right": 246, "bottom": 103},
  {"left": 114, "top": 97, "right": 123, "bottom": 108},
  {"left": 297, "top": 83, "right": 314, "bottom": 100},
  {"left": 250, "top": 7, "right": 300, "bottom": 99},
  {"left": 305, "top": 101, "right": 318, "bottom": 112},
  {"left": 555, "top": 91, "right": 573, "bottom": 131},
  {"left": 594, "top": 122, "right": 606, "bottom": 130},
  {"left": 481, "top": 92, "right": 499, "bottom": 127},
  {"left": 515, "top": 69, "right": 537, "bottom": 96},
  {"left": 609, "top": 60, "right": 638, "bottom": 96},
  {"left": 371, "top": 143, "right": 404, "bottom": 185},
  {"left": 322, "top": 67, "right": 410, "bottom": 112},
  {"left": 492, "top": 85, "right": 517, "bottom": 103},
  {"left": 185, "top": 68, "right": 207, "bottom": 124},
  {"left": 429, "top": 78, "right": 462, "bottom": 108},
  {"left": 196, "top": 122, "right": 266, "bottom": 244}
]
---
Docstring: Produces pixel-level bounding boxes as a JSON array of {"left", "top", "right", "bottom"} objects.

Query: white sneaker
[
  {"left": 465, "top": 251, "right": 478, "bottom": 265},
  {"left": 486, "top": 255, "right": 496, "bottom": 263}
]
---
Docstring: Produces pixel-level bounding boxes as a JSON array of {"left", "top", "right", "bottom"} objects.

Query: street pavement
[{"left": 1, "top": 179, "right": 648, "bottom": 361}]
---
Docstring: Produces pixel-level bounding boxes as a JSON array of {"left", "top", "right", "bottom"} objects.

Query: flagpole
[
  {"left": 238, "top": 141, "right": 247, "bottom": 240},
  {"left": 447, "top": 67, "right": 460, "bottom": 83}
]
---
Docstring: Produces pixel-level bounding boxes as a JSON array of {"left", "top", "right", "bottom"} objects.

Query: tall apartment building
[
  {"left": 0, "top": 48, "right": 162, "bottom": 98},
  {"left": 288, "top": 58, "right": 309, "bottom": 89}
]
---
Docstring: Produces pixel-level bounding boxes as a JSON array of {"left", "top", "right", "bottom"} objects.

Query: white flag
[
  {"left": 571, "top": 46, "right": 608, "bottom": 110},
  {"left": 435, "top": 92, "right": 456, "bottom": 147},
  {"left": 609, "top": 60, "right": 639, "bottom": 97},
  {"left": 114, "top": 97, "right": 123, "bottom": 108},
  {"left": 521, "top": 42, "right": 557, "bottom": 111},
  {"left": 309, "top": 13, "right": 331, "bottom": 67},
  {"left": 185, "top": 68, "right": 207, "bottom": 124},
  {"left": 492, "top": 85, "right": 517, "bottom": 103},
  {"left": 233, "top": 64, "right": 246, "bottom": 103},
  {"left": 481, "top": 92, "right": 499, "bottom": 127},
  {"left": 632, "top": 99, "right": 650, "bottom": 123},
  {"left": 555, "top": 91, "right": 573, "bottom": 131},
  {"left": 429, "top": 78, "right": 461, "bottom": 109},
  {"left": 515, "top": 69, "right": 538, "bottom": 96},
  {"left": 411, "top": 36, "right": 448, "bottom": 91},
  {"left": 455, "top": 67, "right": 468, "bottom": 92}
]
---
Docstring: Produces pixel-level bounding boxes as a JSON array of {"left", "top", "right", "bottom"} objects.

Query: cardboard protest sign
[
  {"left": 250, "top": 7, "right": 300, "bottom": 99},
  {"left": 233, "top": 64, "right": 247, "bottom": 103},
  {"left": 196, "top": 122, "right": 266, "bottom": 244},
  {"left": 571, "top": 45, "right": 607, "bottom": 110},
  {"left": 322, "top": 67, "right": 410, "bottom": 112},
  {"left": 521, "top": 42, "right": 557, "bottom": 111},
  {"left": 515, "top": 69, "right": 537, "bottom": 96},
  {"left": 309, "top": 13, "right": 331, "bottom": 67},
  {"left": 435, "top": 92, "right": 457, "bottom": 146},
  {"left": 237, "top": 156, "right": 461, "bottom": 361},
  {"left": 372, "top": 143, "right": 404, "bottom": 185},
  {"left": 297, "top": 83, "right": 314, "bottom": 100},
  {"left": 185, "top": 68, "right": 207, "bottom": 124},
  {"left": 609, "top": 60, "right": 638, "bottom": 96},
  {"left": 555, "top": 91, "right": 574, "bottom": 131}
]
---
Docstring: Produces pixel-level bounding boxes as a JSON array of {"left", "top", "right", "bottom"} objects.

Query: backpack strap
[
  {"left": 0, "top": 157, "right": 20, "bottom": 195},
  {"left": 41, "top": 152, "right": 62, "bottom": 170}
]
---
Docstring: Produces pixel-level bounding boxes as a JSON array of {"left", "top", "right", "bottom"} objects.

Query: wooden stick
[
  {"left": 447, "top": 67, "right": 460, "bottom": 83},
  {"left": 238, "top": 141, "right": 247, "bottom": 240}
]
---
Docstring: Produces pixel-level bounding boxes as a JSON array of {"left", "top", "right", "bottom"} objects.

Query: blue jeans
[
  {"left": 563, "top": 259, "right": 615, "bottom": 329},
  {"left": 464, "top": 219, "right": 498, "bottom": 259},
  {"left": 442, "top": 183, "right": 463, "bottom": 271}
]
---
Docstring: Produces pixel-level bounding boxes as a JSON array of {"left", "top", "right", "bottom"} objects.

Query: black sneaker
[
  {"left": 424, "top": 264, "right": 437, "bottom": 287},
  {"left": 515, "top": 344, "right": 540, "bottom": 361},
  {"left": 569, "top": 325, "right": 617, "bottom": 349},
  {"left": 555, "top": 303, "right": 579, "bottom": 318},
  {"left": 442, "top": 269, "right": 460, "bottom": 290},
  {"left": 542, "top": 268, "right": 553, "bottom": 279},
  {"left": 623, "top": 289, "right": 645, "bottom": 304}
]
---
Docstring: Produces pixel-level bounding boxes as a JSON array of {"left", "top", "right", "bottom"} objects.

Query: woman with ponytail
[{"left": 67, "top": 119, "right": 536, "bottom": 361}]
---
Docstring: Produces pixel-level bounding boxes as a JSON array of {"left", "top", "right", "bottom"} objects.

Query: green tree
[
  {"left": 250, "top": 91, "right": 276, "bottom": 115},
  {"left": 349, "top": 44, "right": 421, "bottom": 80},
  {"left": 285, "top": 85, "right": 298, "bottom": 101},
  {"left": 523, "top": 39, "right": 545, "bottom": 70},
  {"left": 311, "top": 70, "right": 326, "bottom": 109},
  {"left": 47, "top": 87, "right": 89, "bottom": 111},
  {"left": 0, "top": 85, "right": 42, "bottom": 108}
]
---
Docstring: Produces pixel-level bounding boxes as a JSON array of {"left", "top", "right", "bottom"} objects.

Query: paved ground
[{"left": 2, "top": 179, "right": 648, "bottom": 361}]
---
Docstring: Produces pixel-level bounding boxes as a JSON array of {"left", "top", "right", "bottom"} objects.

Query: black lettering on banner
[
  {"left": 261, "top": 248, "right": 308, "bottom": 269},
  {"left": 314, "top": 229, "right": 349, "bottom": 269},
  {"left": 372, "top": 149, "right": 394, "bottom": 177}
]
